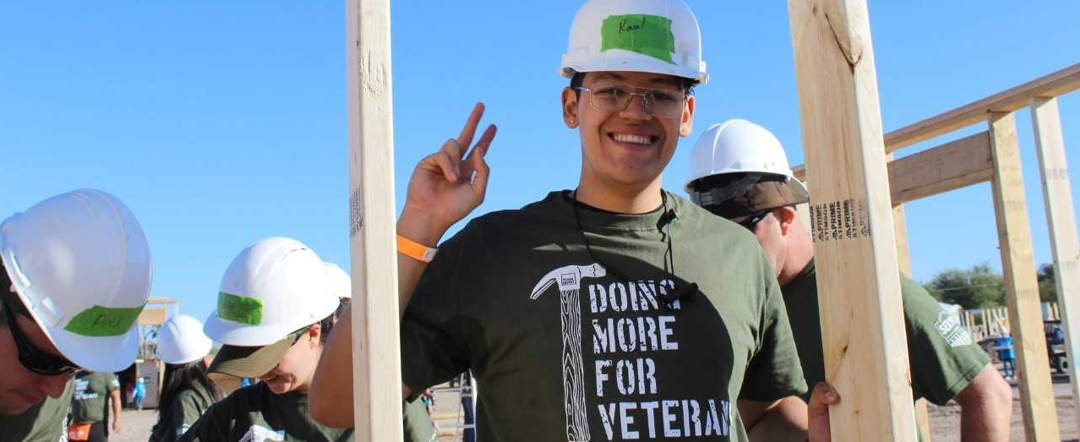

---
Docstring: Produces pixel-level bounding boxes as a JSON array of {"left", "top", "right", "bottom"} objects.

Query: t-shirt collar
[{"left": 551, "top": 189, "right": 678, "bottom": 231}]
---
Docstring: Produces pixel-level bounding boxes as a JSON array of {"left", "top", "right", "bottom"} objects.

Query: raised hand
[{"left": 402, "top": 102, "right": 497, "bottom": 237}]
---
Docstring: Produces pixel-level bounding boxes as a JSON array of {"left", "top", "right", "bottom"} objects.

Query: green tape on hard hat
[
  {"left": 64, "top": 304, "right": 146, "bottom": 337},
  {"left": 600, "top": 14, "right": 676, "bottom": 65},
  {"left": 217, "top": 292, "right": 263, "bottom": 325}
]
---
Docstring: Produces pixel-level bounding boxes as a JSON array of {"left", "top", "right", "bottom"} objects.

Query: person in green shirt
[
  {"left": 683, "top": 118, "right": 1015, "bottom": 441},
  {"left": 310, "top": 1, "right": 820, "bottom": 440},
  {"left": 182, "top": 238, "right": 435, "bottom": 442},
  {"left": 70, "top": 371, "right": 122, "bottom": 442},
  {"left": 0, "top": 190, "right": 152, "bottom": 442},
  {"left": 0, "top": 377, "right": 73, "bottom": 442},
  {"left": 150, "top": 314, "right": 221, "bottom": 442},
  {"left": 178, "top": 237, "right": 353, "bottom": 442}
]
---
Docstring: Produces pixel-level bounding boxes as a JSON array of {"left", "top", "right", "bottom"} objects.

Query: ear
[
  {"left": 679, "top": 94, "right": 696, "bottom": 137},
  {"left": 775, "top": 206, "right": 798, "bottom": 236},
  {"left": 307, "top": 323, "right": 323, "bottom": 346},
  {"left": 562, "top": 88, "right": 580, "bottom": 129}
]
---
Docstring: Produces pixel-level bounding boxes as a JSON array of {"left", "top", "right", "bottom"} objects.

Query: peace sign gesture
[{"left": 401, "top": 103, "right": 497, "bottom": 239}]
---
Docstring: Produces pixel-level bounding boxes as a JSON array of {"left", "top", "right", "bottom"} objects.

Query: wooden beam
[
  {"left": 887, "top": 63, "right": 1080, "bottom": 152},
  {"left": 988, "top": 111, "right": 1061, "bottom": 441},
  {"left": 887, "top": 132, "right": 993, "bottom": 205},
  {"left": 792, "top": 63, "right": 1080, "bottom": 173},
  {"left": 890, "top": 198, "right": 933, "bottom": 441},
  {"left": 787, "top": 1, "right": 916, "bottom": 440},
  {"left": 1031, "top": 96, "right": 1080, "bottom": 425},
  {"left": 345, "top": 0, "right": 403, "bottom": 440},
  {"left": 792, "top": 164, "right": 806, "bottom": 182},
  {"left": 797, "top": 133, "right": 993, "bottom": 205},
  {"left": 138, "top": 308, "right": 168, "bottom": 326}
]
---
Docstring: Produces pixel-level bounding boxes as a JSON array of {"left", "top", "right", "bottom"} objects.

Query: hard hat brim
[
  {"left": 207, "top": 335, "right": 296, "bottom": 379},
  {"left": 561, "top": 49, "right": 708, "bottom": 84}
]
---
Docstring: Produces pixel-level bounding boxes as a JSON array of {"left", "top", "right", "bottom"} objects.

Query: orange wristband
[{"left": 397, "top": 234, "right": 437, "bottom": 263}]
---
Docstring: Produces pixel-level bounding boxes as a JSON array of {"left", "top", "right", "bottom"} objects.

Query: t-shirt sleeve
[
  {"left": 399, "top": 226, "right": 476, "bottom": 399},
  {"left": 176, "top": 395, "right": 231, "bottom": 442},
  {"left": 901, "top": 275, "right": 992, "bottom": 405},
  {"left": 739, "top": 255, "right": 808, "bottom": 401},
  {"left": 402, "top": 399, "right": 437, "bottom": 442},
  {"left": 107, "top": 375, "right": 120, "bottom": 393},
  {"left": 161, "top": 390, "right": 208, "bottom": 442}
]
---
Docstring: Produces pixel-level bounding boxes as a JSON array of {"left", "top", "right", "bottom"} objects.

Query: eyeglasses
[
  {"left": 734, "top": 210, "right": 773, "bottom": 232},
  {"left": 3, "top": 302, "right": 81, "bottom": 376},
  {"left": 573, "top": 83, "right": 687, "bottom": 118}
]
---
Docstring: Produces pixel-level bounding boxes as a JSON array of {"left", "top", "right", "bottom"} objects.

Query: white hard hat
[
  {"left": 560, "top": 0, "right": 708, "bottom": 84},
  {"left": 685, "top": 119, "right": 807, "bottom": 195},
  {"left": 325, "top": 262, "right": 351, "bottom": 299},
  {"left": 203, "top": 237, "right": 339, "bottom": 347},
  {"left": 0, "top": 189, "right": 152, "bottom": 372},
  {"left": 157, "top": 314, "right": 213, "bottom": 365}
]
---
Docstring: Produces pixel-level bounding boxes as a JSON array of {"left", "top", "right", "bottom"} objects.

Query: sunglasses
[
  {"left": 3, "top": 302, "right": 81, "bottom": 376},
  {"left": 735, "top": 209, "right": 773, "bottom": 231}
]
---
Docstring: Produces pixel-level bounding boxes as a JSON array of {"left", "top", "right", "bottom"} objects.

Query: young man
[
  {"left": 312, "top": 1, "right": 812, "bottom": 440},
  {"left": 0, "top": 189, "right": 153, "bottom": 442},
  {"left": 684, "top": 119, "right": 1015, "bottom": 441},
  {"left": 69, "top": 371, "right": 123, "bottom": 442}
]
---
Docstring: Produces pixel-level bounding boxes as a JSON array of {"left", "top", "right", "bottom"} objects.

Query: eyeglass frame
[
  {"left": 2, "top": 302, "right": 82, "bottom": 376},
  {"left": 572, "top": 83, "right": 689, "bottom": 119}
]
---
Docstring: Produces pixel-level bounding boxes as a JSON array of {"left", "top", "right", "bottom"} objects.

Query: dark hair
[
  {"left": 153, "top": 360, "right": 222, "bottom": 433},
  {"left": 316, "top": 298, "right": 350, "bottom": 344},
  {"left": 0, "top": 261, "right": 31, "bottom": 321},
  {"left": 569, "top": 72, "right": 698, "bottom": 98}
]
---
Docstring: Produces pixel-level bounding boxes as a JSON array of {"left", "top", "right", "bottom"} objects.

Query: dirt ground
[
  {"left": 928, "top": 373, "right": 1079, "bottom": 442},
  {"left": 112, "top": 377, "right": 1080, "bottom": 442}
]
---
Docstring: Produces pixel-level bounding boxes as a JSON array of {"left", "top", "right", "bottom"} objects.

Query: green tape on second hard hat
[
  {"left": 64, "top": 304, "right": 146, "bottom": 337},
  {"left": 600, "top": 14, "right": 676, "bottom": 64},
  {"left": 217, "top": 292, "right": 263, "bottom": 325}
]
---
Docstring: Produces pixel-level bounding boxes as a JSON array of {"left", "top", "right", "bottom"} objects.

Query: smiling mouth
[{"left": 609, "top": 133, "right": 659, "bottom": 145}]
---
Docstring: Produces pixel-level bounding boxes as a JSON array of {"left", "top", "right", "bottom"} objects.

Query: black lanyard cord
[{"left": 571, "top": 190, "right": 697, "bottom": 310}]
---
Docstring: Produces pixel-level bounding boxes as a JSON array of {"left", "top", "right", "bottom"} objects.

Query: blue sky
[{"left": 2, "top": 1, "right": 1077, "bottom": 322}]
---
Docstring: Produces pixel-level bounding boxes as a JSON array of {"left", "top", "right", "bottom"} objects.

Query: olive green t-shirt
[
  {"left": 0, "top": 379, "right": 74, "bottom": 442},
  {"left": 178, "top": 383, "right": 352, "bottom": 442},
  {"left": 781, "top": 261, "right": 991, "bottom": 405},
  {"left": 70, "top": 371, "right": 119, "bottom": 425},
  {"left": 401, "top": 191, "right": 806, "bottom": 441},
  {"left": 150, "top": 383, "right": 216, "bottom": 442},
  {"left": 403, "top": 399, "right": 436, "bottom": 442}
]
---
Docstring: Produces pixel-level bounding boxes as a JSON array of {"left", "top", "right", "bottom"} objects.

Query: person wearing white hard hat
[
  {"left": 685, "top": 119, "right": 1014, "bottom": 441},
  {"left": 178, "top": 237, "right": 352, "bottom": 441},
  {"left": 313, "top": 1, "right": 816, "bottom": 440},
  {"left": 149, "top": 314, "right": 220, "bottom": 442},
  {"left": 0, "top": 189, "right": 152, "bottom": 442}
]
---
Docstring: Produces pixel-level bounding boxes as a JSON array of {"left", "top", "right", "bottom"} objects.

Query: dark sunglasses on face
[
  {"left": 734, "top": 209, "right": 773, "bottom": 231},
  {"left": 3, "top": 302, "right": 81, "bottom": 376}
]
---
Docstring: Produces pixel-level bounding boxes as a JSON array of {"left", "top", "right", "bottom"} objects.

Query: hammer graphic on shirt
[{"left": 531, "top": 263, "right": 606, "bottom": 442}]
